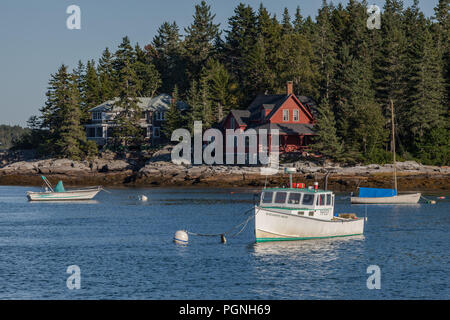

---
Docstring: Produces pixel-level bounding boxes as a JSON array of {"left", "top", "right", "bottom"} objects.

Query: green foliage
[
  {"left": 25, "top": 1, "right": 448, "bottom": 165},
  {"left": 0, "top": 125, "right": 29, "bottom": 150},
  {"left": 416, "top": 127, "right": 450, "bottom": 165}
]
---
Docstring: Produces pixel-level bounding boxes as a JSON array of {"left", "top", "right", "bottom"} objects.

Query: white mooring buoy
[
  {"left": 139, "top": 195, "right": 148, "bottom": 202},
  {"left": 174, "top": 230, "right": 189, "bottom": 245}
]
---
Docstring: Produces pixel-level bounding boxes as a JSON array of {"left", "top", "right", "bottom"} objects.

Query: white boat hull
[
  {"left": 255, "top": 207, "right": 364, "bottom": 242},
  {"left": 350, "top": 193, "right": 421, "bottom": 204},
  {"left": 27, "top": 188, "right": 102, "bottom": 201}
]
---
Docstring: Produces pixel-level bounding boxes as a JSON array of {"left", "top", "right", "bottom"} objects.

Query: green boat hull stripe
[
  {"left": 260, "top": 206, "right": 330, "bottom": 211},
  {"left": 256, "top": 233, "right": 363, "bottom": 242}
]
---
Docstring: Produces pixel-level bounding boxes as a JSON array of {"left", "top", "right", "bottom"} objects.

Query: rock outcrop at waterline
[{"left": 0, "top": 156, "right": 448, "bottom": 192}]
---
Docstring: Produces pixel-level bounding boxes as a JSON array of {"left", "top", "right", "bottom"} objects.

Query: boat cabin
[{"left": 259, "top": 188, "right": 335, "bottom": 220}]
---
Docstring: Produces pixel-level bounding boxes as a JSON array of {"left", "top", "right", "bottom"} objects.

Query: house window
[
  {"left": 283, "top": 110, "right": 289, "bottom": 121},
  {"left": 153, "top": 127, "right": 161, "bottom": 137},
  {"left": 141, "top": 111, "right": 147, "bottom": 120},
  {"left": 155, "top": 111, "right": 165, "bottom": 121},
  {"left": 87, "top": 128, "right": 95, "bottom": 138},
  {"left": 147, "top": 126, "right": 152, "bottom": 137},
  {"left": 96, "top": 127, "right": 103, "bottom": 138},
  {"left": 92, "top": 112, "right": 102, "bottom": 121},
  {"left": 293, "top": 110, "right": 299, "bottom": 121}
]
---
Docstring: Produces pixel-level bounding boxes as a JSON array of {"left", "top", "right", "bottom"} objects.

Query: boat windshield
[
  {"left": 302, "top": 194, "right": 314, "bottom": 205},
  {"left": 288, "top": 192, "right": 301, "bottom": 204},
  {"left": 261, "top": 191, "right": 274, "bottom": 204},
  {"left": 274, "top": 192, "right": 287, "bottom": 204}
]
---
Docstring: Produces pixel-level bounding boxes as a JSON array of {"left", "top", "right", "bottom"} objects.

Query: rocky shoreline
[{"left": 0, "top": 155, "right": 448, "bottom": 192}]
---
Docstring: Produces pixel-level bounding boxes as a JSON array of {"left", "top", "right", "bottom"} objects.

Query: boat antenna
[
  {"left": 284, "top": 168, "right": 296, "bottom": 188},
  {"left": 390, "top": 99, "right": 398, "bottom": 192}
]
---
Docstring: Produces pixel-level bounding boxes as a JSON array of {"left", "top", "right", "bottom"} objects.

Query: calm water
[{"left": 0, "top": 185, "right": 448, "bottom": 299}]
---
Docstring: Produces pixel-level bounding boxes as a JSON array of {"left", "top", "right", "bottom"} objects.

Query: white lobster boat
[
  {"left": 255, "top": 171, "right": 364, "bottom": 242},
  {"left": 26, "top": 176, "right": 103, "bottom": 201}
]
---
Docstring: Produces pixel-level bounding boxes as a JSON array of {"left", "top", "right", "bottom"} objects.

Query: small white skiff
[
  {"left": 27, "top": 187, "right": 102, "bottom": 201},
  {"left": 350, "top": 192, "right": 421, "bottom": 204},
  {"left": 26, "top": 176, "right": 103, "bottom": 201}
]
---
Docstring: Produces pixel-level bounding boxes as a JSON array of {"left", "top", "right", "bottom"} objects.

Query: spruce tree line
[{"left": 21, "top": 0, "right": 448, "bottom": 165}]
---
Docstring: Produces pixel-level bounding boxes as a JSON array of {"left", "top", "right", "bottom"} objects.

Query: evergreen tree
[
  {"left": 224, "top": 3, "right": 257, "bottom": 91},
  {"left": 114, "top": 36, "right": 136, "bottom": 75},
  {"left": 163, "top": 85, "right": 183, "bottom": 138},
  {"left": 148, "top": 21, "right": 186, "bottom": 93},
  {"left": 281, "top": 8, "right": 293, "bottom": 34},
  {"left": 279, "top": 33, "right": 318, "bottom": 98},
  {"left": 39, "top": 65, "right": 87, "bottom": 159},
  {"left": 202, "top": 59, "right": 238, "bottom": 122},
  {"left": 112, "top": 59, "right": 143, "bottom": 149},
  {"left": 98, "top": 47, "right": 116, "bottom": 101},
  {"left": 186, "top": 80, "right": 204, "bottom": 133},
  {"left": 184, "top": 1, "right": 220, "bottom": 80},
  {"left": 313, "top": 0, "right": 337, "bottom": 102},
  {"left": 244, "top": 36, "right": 275, "bottom": 95},
  {"left": 134, "top": 43, "right": 161, "bottom": 97},
  {"left": 293, "top": 6, "right": 304, "bottom": 33},
  {"left": 83, "top": 60, "right": 102, "bottom": 122},
  {"left": 312, "top": 97, "right": 343, "bottom": 160},
  {"left": 55, "top": 73, "right": 87, "bottom": 160}
]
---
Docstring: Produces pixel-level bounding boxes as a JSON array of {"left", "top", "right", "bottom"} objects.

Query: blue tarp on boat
[{"left": 358, "top": 187, "right": 397, "bottom": 198}]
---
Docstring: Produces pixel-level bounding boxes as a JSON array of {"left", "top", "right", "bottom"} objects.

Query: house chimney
[{"left": 286, "top": 81, "right": 293, "bottom": 95}]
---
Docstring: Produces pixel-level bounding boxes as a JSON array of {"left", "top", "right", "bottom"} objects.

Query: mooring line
[{"left": 187, "top": 207, "right": 260, "bottom": 239}]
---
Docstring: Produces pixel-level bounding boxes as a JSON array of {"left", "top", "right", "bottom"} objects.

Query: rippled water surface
[{"left": 0, "top": 186, "right": 448, "bottom": 299}]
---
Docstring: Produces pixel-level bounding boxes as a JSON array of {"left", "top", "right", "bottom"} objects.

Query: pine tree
[
  {"left": 39, "top": 65, "right": 87, "bottom": 159},
  {"left": 293, "top": 6, "right": 304, "bottom": 33},
  {"left": 83, "top": 60, "right": 102, "bottom": 122},
  {"left": 55, "top": 73, "right": 87, "bottom": 160},
  {"left": 279, "top": 33, "right": 318, "bottom": 98},
  {"left": 281, "top": 8, "right": 293, "bottom": 34},
  {"left": 112, "top": 59, "right": 143, "bottom": 150},
  {"left": 98, "top": 47, "right": 116, "bottom": 101},
  {"left": 224, "top": 3, "right": 257, "bottom": 91},
  {"left": 199, "top": 74, "right": 213, "bottom": 129},
  {"left": 313, "top": 1, "right": 337, "bottom": 102},
  {"left": 244, "top": 36, "right": 275, "bottom": 95},
  {"left": 114, "top": 36, "right": 136, "bottom": 75},
  {"left": 134, "top": 43, "right": 161, "bottom": 97},
  {"left": 312, "top": 97, "right": 343, "bottom": 160},
  {"left": 148, "top": 21, "right": 186, "bottom": 93},
  {"left": 163, "top": 85, "right": 183, "bottom": 139},
  {"left": 184, "top": 1, "right": 220, "bottom": 80},
  {"left": 203, "top": 59, "right": 238, "bottom": 122}
]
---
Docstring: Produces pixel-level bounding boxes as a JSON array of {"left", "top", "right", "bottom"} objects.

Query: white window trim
[
  {"left": 92, "top": 112, "right": 103, "bottom": 121},
  {"left": 283, "top": 110, "right": 289, "bottom": 122},
  {"left": 293, "top": 109, "right": 299, "bottom": 121}
]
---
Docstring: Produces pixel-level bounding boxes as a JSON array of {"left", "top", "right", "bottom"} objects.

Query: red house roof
[{"left": 222, "top": 82, "right": 317, "bottom": 136}]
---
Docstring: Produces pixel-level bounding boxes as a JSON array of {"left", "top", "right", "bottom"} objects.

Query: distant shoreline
[{"left": 0, "top": 158, "right": 448, "bottom": 192}]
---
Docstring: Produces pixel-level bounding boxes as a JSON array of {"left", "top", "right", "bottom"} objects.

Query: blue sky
[{"left": 0, "top": 0, "right": 440, "bottom": 126}]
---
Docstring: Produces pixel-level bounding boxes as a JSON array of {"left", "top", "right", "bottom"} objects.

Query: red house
[{"left": 221, "top": 81, "right": 317, "bottom": 154}]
